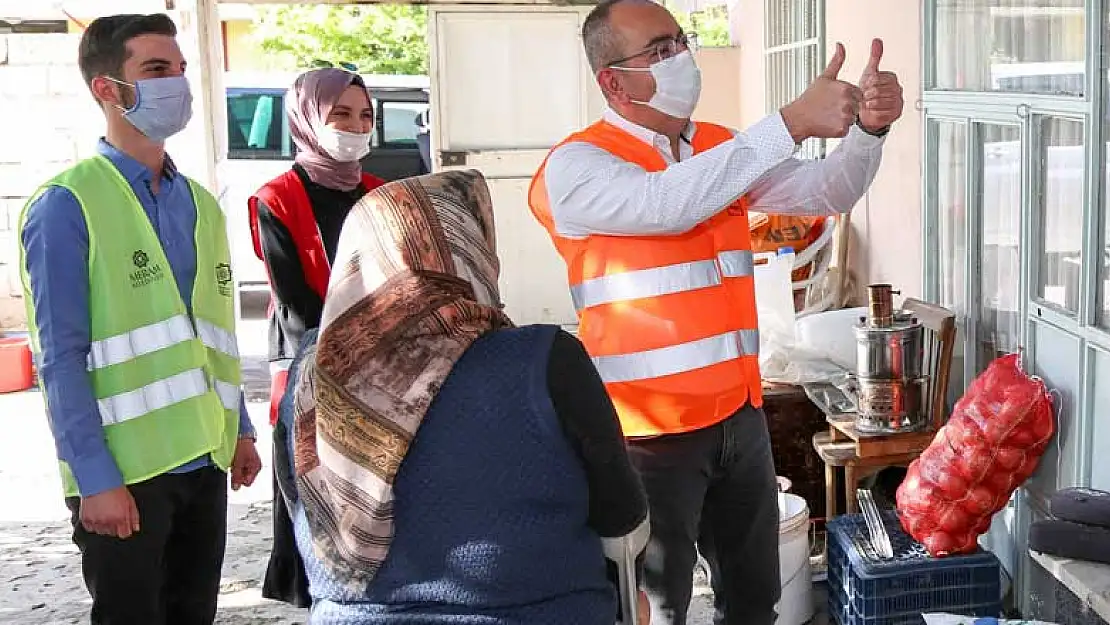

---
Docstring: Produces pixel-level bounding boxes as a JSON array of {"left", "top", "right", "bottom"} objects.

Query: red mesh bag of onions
[{"left": 895, "top": 353, "right": 1055, "bottom": 557}]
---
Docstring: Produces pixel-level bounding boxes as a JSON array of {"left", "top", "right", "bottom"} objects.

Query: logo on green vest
[
  {"left": 215, "top": 263, "right": 233, "bottom": 297},
  {"left": 130, "top": 249, "right": 165, "bottom": 289}
]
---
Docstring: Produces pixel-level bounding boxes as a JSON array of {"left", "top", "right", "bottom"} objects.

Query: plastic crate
[{"left": 826, "top": 512, "right": 1002, "bottom": 624}]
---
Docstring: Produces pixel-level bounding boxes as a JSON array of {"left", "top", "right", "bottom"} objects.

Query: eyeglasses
[
  {"left": 310, "top": 59, "right": 360, "bottom": 73},
  {"left": 609, "top": 32, "right": 698, "bottom": 67}
]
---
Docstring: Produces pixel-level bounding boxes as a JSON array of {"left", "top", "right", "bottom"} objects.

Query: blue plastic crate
[
  {"left": 828, "top": 564, "right": 1001, "bottom": 625},
  {"left": 826, "top": 512, "right": 1002, "bottom": 624}
]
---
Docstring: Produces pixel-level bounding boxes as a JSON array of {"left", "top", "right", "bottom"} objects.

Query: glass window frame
[
  {"left": 762, "top": 0, "right": 826, "bottom": 159},
  {"left": 924, "top": 0, "right": 1088, "bottom": 98},
  {"left": 1030, "top": 113, "right": 1088, "bottom": 318},
  {"left": 920, "top": 1, "right": 1108, "bottom": 613},
  {"left": 921, "top": 0, "right": 1107, "bottom": 364}
]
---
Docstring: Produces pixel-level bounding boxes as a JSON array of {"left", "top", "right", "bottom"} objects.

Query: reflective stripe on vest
[
  {"left": 592, "top": 328, "right": 760, "bottom": 384},
  {"left": 96, "top": 368, "right": 236, "bottom": 425},
  {"left": 570, "top": 250, "right": 755, "bottom": 312},
  {"left": 86, "top": 315, "right": 239, "bottom": 371}
]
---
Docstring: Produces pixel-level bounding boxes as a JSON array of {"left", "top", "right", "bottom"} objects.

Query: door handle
[{"left": 440, "top": 151, "right": 467, "bottom": 167}]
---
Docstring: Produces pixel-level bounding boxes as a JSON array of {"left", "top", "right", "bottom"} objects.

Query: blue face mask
[{"left": 108, "top": 76, "right": 193, "bottom": 142}]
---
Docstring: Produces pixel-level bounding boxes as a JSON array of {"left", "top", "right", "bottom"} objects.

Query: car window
[
  {"left": 380, "top": 100, "right": 430, "bottom": 148},
  {"left": 226, "top": 90, "right": 292, "bottom": 160}
]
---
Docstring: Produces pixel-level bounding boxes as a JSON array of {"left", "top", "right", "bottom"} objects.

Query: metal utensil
[{"left": 857, "top": 488, "right": 894, "bottom": 559}]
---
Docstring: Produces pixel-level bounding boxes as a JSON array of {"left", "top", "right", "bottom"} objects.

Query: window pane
[
  {"left": 979, "top": 123, "right": 1023, "bottom": 368},
  {"left": 225, "top": 91, "right": 291, "bottom": 160},
  {"left": 934, "top": 121, "right": 968, "bottom": 314},
  {"left": 1100, "top": 50, "right": 1110, "bottom": 326},
  {"left": 380, "top": 100, "right": 430, "bottom": 147},
  {"left": 1036, "top": 117, "right": 1085, "bottom": 312},
  {"left": 932, "top": 120, "right": 968, "bottom": 396},
  {"left": 763, "top": 0, "right": 823, "bottom": 159},
  {"left": 764, "top": 0, "right": 818, "bottom": 49},
  {"left": 933, "top": 0, "right": 1085, "bottom": 96}
]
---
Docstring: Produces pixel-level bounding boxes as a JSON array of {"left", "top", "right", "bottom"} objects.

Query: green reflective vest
[{"left": 19, "top": 155, "right": 242, "bottom": 497}]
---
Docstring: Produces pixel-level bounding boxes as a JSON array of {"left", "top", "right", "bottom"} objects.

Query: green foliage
[
  {"left": 252, "top": 5, "right": 428, "bottom": 75},
  {"left": 667, "top": 5, "right": 732, "bottom": 48}
]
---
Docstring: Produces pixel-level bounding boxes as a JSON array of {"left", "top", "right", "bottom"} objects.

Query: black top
[
  {"left": 547, "top": 329, "right": 647, "bottom": 536},
  {"left": 256, "top": 164, "right": 368, "bottom": 361}
]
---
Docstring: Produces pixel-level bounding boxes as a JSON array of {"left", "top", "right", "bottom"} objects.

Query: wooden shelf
[{"left": 826, "top": 416, "right": 938, "bottom": 459}]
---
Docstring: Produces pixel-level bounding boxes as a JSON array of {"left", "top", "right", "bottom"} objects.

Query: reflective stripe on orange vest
[{"left": 529, "top": 120, "right": 764, "bottom": 437}]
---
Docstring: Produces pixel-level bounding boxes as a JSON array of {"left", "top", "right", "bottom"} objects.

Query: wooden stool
[{"left": 812, "top": 298, "right": 956, "bottom": 517}]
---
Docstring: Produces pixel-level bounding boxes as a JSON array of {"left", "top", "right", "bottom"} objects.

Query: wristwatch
[{"left": 856, "top": 117, "right": 891, "bottom": 138}]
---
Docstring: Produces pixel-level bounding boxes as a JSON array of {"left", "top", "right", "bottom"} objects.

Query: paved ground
[{"left": 0, "top": 320, "right": 739, "bottom": 624}]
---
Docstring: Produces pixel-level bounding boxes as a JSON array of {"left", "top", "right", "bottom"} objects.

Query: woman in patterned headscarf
[{"left": 278, "top": 169, "right": 650, "bottom": 624}]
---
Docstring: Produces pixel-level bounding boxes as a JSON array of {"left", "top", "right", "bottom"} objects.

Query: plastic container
[
  {"left": 775, "top": 492, "right": 814, "bottom": 625},
  {"left": 827, "top": 513, "right": 1001, "bottom": 625},
  {"left": 0, "top": 336, "right": 34, "bottom": 393},
  {"left": 754, "top": 248, "right": 798, "bottom": 356}
]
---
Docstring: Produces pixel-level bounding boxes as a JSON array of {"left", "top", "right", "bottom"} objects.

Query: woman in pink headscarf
[{"left": 247, "top": 67, "right": 386, "bottom": 608}]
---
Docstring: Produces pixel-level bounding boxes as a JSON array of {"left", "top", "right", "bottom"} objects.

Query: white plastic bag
[
  {"left": 922, "top": 615, "right": 1058, "bottom": 625},
  {"left": 794, "top": 306, "right": 867, "bottom": 370},
  {"left": 753, "top": 250, "right": 797, "bottom": 358},
  {"left": 753, "top": 250, "right": 853, "bottom": 385}
]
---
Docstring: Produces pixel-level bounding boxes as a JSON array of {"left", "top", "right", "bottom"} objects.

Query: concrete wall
[
  {"left": 732, "top": 0, "right": 925, "bottom": 302},
  {"left": 0, "top": 33, "right": 103, "bottom": 329}
]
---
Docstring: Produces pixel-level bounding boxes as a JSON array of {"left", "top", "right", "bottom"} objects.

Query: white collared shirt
[{"left": 542, "top": 108, "right": 887, "bottom": 239}]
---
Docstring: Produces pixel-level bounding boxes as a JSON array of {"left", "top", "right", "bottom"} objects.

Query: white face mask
[
  {"left": 611, "top": 50, "right": 702, "bottom": 119},
  {"left": 317, "top": 127, "right": 372, "bottom": 162}
]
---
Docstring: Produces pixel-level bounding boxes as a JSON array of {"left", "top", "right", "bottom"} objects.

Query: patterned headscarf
[
  {"left": 291, "top": 169, "right": 511, "bottom": 588},
  {"left": 286, "top": 68, "right": 369, "bottom": 191}
]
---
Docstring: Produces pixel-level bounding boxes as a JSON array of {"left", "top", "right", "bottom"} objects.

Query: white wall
[
  {"left": 692, "top": 46, "right": 743, "bottom": 129},
  {"left": 0, "top": 33, "right": 103, "bottom": 329}
]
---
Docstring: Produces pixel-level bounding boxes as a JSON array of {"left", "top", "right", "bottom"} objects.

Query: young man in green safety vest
[{"left": 18, "top": 14, "right": 262, "bottom": 624}]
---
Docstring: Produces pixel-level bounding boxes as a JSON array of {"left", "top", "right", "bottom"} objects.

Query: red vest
[
  {"left": 247, "top": 169, "right": 385, "bottom": 297},
  {"left": 248, "top": 169, "right": 386, "bottom": 424}
]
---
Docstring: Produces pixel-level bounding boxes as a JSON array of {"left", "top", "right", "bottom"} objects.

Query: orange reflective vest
[{"left": 529, "top": 120, "right": 763, "bottom": 437}]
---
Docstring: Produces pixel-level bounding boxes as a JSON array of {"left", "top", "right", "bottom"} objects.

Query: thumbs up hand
[
  {"left": 857, "top": 38, "right": 904, "bottom": 134},
  {"left": 781, "top": 42, "right": 863, "bottom": 142}
]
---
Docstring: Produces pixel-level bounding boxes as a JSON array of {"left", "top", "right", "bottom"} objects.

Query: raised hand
[
  {"left": 858, "top": 38, "right": 904, "bottom": 133},
  {"left": 781, "top": 42, "right": 863, "bottom": 142}
]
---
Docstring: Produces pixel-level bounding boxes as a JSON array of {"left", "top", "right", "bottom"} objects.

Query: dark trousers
[
  {"left": 628, "top": 404, "right": 780, "bottom": 625},
  {"left": 65, "top": 466, "right": 228, "bottom": 625},
  {"left": 261, "top": 470, "right": 311, "bottom": 607}
]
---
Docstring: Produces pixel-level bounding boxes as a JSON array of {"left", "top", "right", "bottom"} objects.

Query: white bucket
[{"left": 774, "top": 493, "right": 813, "bottom": 625}]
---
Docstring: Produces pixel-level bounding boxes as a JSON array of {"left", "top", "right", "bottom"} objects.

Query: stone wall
[{"left": 0, "top": 33, "right": 103, "bottom": 330}]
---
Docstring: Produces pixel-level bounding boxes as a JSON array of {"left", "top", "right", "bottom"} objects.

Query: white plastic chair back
[
  {"left": 601, "top": 516, "right": 650, "bottom": 625},
  {"left": 792, "top": 216, "right": 846, "bottom": 318}
]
